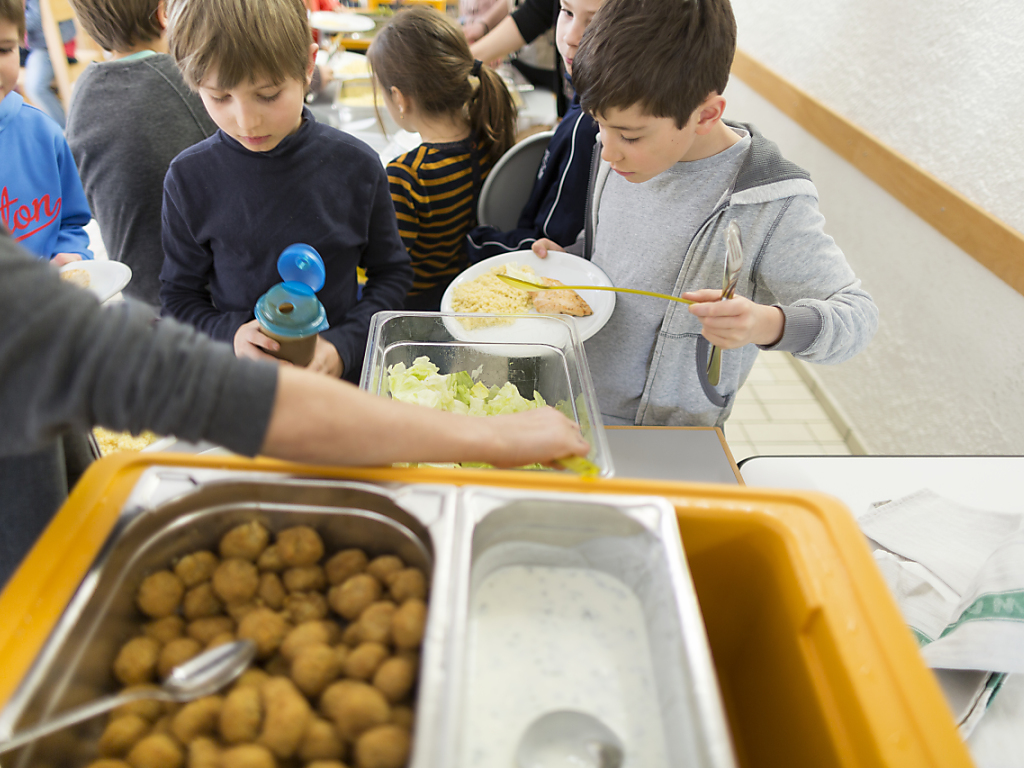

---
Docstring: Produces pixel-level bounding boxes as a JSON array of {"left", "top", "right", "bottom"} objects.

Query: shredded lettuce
[{"left": 386, "top": 356, "right": 547, "bottom": 416}]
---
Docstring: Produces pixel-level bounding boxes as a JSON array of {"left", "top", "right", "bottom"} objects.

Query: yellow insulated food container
[{"left": 0, "top": 453, "right": 973, "bottom": 768}]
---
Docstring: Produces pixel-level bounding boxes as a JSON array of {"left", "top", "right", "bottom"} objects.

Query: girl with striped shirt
[{"left": 368, "top": 7, "right": 516, "bottom": 309}]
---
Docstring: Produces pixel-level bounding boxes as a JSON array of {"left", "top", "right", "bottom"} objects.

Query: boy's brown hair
[
  {"left": 68, "top": 0, "right": 163, "bottom": 53},
  {"left": 0, "top": 0, "right": 25, "bottom": 38},
  {"left": 167, "top": 0, "right": 311, "bottom": 90},
  {"left": 573, "top": 0, "right": 736, "bottom": 128},
  {"left": 367, "top": 6, "right": 516, "bottom": 162}
]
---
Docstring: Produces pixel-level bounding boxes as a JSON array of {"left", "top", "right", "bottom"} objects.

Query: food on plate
[
  {"left": 529, "top": 276, "right": 593, "bottom": 317},
  {"left": 91, "top": 530, "right": 427, "bottom": 766},
  {"left": 333, "top": 54, "right": 371, "bottom": 78},
  {"left": 93, "top": 427, "right": 162, "bottom": 454},
  {"left": 450, "top": 261, "right": 593, "bottom": 325},
  {"left": 60, "top": 267, "right": 91, "bottom": 287},
  {"left": 450, "top": 263, "right": 533, "bottom": 328}
]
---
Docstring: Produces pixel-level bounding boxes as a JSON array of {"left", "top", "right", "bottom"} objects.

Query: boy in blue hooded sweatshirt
[{"left": 0, "top": 0, "right": 91, "bottom": 264}]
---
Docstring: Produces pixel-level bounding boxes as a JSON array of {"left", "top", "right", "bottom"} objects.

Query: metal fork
[{"left": 706, "top": 221, "right": 744, "bottom": 387}]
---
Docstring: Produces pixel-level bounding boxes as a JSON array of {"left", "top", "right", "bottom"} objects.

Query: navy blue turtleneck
[{"left": 159, "top": 108, "right": 413, "bottom": 381}]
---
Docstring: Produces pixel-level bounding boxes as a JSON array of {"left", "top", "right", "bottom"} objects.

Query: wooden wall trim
[{"left": 732, "top": 49, "right": 1024, "bottom": 297}]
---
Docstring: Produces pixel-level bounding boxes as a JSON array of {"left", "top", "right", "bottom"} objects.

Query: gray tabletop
[{"left": 604, "top": 427, "right": 740, "bottom": 484}]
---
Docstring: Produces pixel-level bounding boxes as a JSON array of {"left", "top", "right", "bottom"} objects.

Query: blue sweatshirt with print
[{"left": 0, "top": 92, "right": 92, "bottom": 260}]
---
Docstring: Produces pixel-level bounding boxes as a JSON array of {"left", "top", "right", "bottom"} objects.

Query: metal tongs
[{"left": 707, "top": 221, "right": 744, "bottom": 387}]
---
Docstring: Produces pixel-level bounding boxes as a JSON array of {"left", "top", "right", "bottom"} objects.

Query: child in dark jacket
[
  {"left": 159, "top": 0, "right": 412, "bottom": 382},
  {"left": 466, "top": 0, "right": 603, "bottom": 262}
]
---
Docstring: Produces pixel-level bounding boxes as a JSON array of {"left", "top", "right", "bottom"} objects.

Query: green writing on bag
[{"left": 940, "top": 589, "right": 1024, "bottom": 639}]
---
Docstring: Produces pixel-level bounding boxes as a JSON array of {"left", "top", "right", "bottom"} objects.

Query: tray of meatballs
[{"left": 0, "top": 465, "right": 733, "bottom": 768}]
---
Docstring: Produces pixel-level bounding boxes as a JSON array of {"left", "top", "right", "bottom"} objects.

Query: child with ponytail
[{"left": 368, "top": 6, "right": 517, "bottom": 310}]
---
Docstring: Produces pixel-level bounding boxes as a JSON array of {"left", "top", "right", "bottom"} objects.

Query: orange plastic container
[{"left": 0, "top": 453, "right": 974, "bottom": 768}]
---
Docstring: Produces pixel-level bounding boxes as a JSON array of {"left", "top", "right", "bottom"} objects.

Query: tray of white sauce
[{"left": 438, "top": 487, "right": 737, "bottom": 768}]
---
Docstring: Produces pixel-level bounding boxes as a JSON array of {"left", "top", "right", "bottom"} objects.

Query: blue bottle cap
[{"left": 277, "top": 243, "right": 326, "bottom": 293}]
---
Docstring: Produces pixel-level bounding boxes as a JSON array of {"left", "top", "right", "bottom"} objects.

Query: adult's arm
[{"left": 0, "top": 237, "right": 589, "bottom": 467}]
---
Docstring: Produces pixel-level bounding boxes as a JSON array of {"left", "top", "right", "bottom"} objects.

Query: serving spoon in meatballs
[{"left": 0, "top": 640, "right": 256, "bottom": 755}]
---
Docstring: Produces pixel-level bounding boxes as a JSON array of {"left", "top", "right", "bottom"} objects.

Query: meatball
[
  {"left": 219, "top": 521, "right": 270, "bottom": 561},
  {"left": 283, "top": 565, "right": 327, "bottom": 593},
  {"left": 320, "top": 680, "right": 390, "bottom": 741},
  {"left": 390, "top": 705, "right": 414, "bottom": 730},
  {"left": 280, "top": 620, "right": 341, "bottom": 662},
  {"left": 173, "top": 551, "right": 218, "bottom": 588},
  {"left": 258, "top": 676, "right": 313, "bottom": 759},
  {"left": 236, "top": 608, "right": 290, "bottom": 659},
  {"left": 386, "top": 568, "right": 427, "bottom": 603},
  {"left": 391, "top": 599, "right": 427, "bottom": 650},
  {"left": 298, "top": 717, "right": 346, "bottom": 762},
  {"left": 113, "top": 636, "right": 161, "bottom": 686},
  {"left": 328, "top": 574, "right": 381, "bottom": 621},
  {"left": 373, "top": 656, "right": 416, "bottom": 704},
  {"left": 343, "top": 642, "right": 389, "bottom": 682},
  {"left": 169, "top": 695, "right": 222, "bottom": 743},
  {"left": 185, "top": 737, "right": 221, "bottom": 768},
  {"left": 136, "top": 571, "right": 184, "bottom": 619},
  {"left": 220, "top": 684, "right": 263, "bottom": 744},
  {"left": 256, "top": 544, "right": 286, "bottom": 572},
  {"left": 355, "top": 724, "right": 411, "bottom": 768},
  {"left": 324, "top": 548, "right": 368, "bottom": 586},
  {"left": 98, "top": 714, "right": 150, "bottom": 757},
  {"left": 291, "top": 642, "right": 343, "bottom": 697},
  {"left": 181, "top": 582, "right": 222, "bottom": 621},
  {"left": 276, "top": 526, "right": 325, "bottom": 567},
  {"left": 141, "top": 616, "right": 185, "bottom": 645},
  {"left": 258, "top": 572, "right": 287, "bottom": 610},
  {"left": 124, "top": 732, "right": 184, "bottom": 768},
  {"left": 157, "top": 637, "right": 202, "bottom": 680},
  {"left": 365, "top": 556, "right": 404, "bottom": 584},
  {"left": 283, "top": 591, "right": 330, "bottom": 624},
  {"left": 219, "top": 744, "right": 276, "bottom": 768},
  {"left": 187, "top": 616, "right": 235, "bottom": 645},
  {"left": 354, "top": 601, "right": 396, "bottom": 645},
  {"left": 212, "top": 558, "right": 260, "bottom": 606}
]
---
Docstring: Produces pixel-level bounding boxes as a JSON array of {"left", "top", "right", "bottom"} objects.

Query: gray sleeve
[
  {"left": 0, "top": 239, "right": 279, "bottom": 457},
  {"left": 753, "top": 196, "right": 878, "bottom": 364}
]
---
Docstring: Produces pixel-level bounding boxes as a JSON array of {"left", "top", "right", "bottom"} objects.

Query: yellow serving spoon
[{"left": 496, "top": 273, "right": 695, "bottom": 305}]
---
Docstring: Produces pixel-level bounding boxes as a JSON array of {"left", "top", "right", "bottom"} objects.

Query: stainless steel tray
[
  {"left": 0, "top": 467, "right": 458, "bottom": 768},
  {"left": 440, "top": 487, "right": 736, "bottom": 768}
]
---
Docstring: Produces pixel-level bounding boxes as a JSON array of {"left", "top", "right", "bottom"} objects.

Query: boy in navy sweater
[{"left": 159, "top": 0, "right": 412, "bottom": 382}]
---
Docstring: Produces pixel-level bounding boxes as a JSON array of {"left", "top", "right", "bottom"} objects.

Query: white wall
[
  {"left": 727, "top": 0, "right": 1024, "bottom": 455},
  {"left": 723, "top": 75, "right": 1024, "bottom": 455},
  {"left": 730, "top": 0, "right": 1024, "bottom": 235}
]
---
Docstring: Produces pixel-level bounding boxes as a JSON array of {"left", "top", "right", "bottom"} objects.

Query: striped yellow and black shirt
[{"left": 387, "top": 136, "right": 494, "bottom": 307}]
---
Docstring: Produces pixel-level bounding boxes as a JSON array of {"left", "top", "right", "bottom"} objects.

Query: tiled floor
[{"left": 724, "top": 353, "right": 852, "bottom": 463}]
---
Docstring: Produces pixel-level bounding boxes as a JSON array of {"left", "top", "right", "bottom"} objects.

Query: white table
[{"left": 739, "top": 455, "right": 1024, "bottom": 766}]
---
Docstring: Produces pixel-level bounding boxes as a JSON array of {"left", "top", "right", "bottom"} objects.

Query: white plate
[
  {"left": 60, "top": 260, "right": 132, "bottom": 303},
  {"left": 440, "top": 250, "right": 615, "bottom": 342},
  {"left": 310, "top": 11, "right": 375, "bottom": 33},
  {"left": 330, "top": 50, "right": 371, "bottom": 80}
]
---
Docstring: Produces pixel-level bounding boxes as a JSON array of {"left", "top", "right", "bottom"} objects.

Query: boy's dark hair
[
  {"left": 167, "top": 0, "right": 311, "bottom": 90},
  {"left": 69, "top": 0, "right": 164, "bottom": 53},
  {"left": 573, "top": 0, "right": 736, "bottom": 128},
  {"left": 367, "top": 6, "right": 516, "bottom": 163},
  {"left": 0, "top": 0, "right": 25, "bottom": 39}
]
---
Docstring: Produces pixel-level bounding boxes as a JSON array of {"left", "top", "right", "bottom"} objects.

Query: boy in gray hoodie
[{"left": 533, "top": 0, "right": 877, "bottom": 427}]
